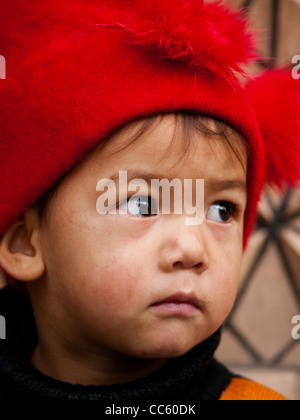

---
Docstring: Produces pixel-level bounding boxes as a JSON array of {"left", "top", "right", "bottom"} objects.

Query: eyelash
[{"left": 118, "top": 195, "right": 240, "bottom": 223}]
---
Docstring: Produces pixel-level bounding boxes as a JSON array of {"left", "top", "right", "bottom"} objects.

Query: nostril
[
  {"left": 194, "top": 262, "right": 203, "bottom": 270},
  {"left": 173, "top": 261, "right": 182, "bottom": 270},
  {"left": 173, "top": 261, "right": 203, "bottom": 270}
]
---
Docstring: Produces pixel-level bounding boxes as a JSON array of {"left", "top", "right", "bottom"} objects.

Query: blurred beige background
[
  {"left": 0, "top": 0, "right": 299, "bottom": 401},
  {"left": 216, "top": 0, "right": 300, "bottom": 400}
]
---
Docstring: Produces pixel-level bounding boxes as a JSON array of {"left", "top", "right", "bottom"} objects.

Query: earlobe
[{"left": 0, "top": 208, "right": 46, "bottom": 282}]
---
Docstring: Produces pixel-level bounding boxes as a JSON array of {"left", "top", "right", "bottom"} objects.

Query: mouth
[{"left": 150, "top": 292, "right": 202, "bottom": 316}]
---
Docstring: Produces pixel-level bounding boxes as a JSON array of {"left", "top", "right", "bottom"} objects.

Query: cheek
[
  {"left": 42, "top": 211, "right": 152, "bottom": 316},
  {"left": 208, "top": 246, "right": 242, "bottom": 323},
  {"left": 89, "top": 259, "right": 146, "bottom": 309}
]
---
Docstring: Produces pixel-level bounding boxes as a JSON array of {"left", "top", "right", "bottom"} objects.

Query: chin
[{"left": 137, "top": 339, "right": 198, "bottom": 360}]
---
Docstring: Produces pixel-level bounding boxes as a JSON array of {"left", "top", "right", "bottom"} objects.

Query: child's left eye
[
  {"left": 119, "top": 195, "right": 158, "bottom": 218},
  {"left": 207, "top": 202, "right": 236, "bottom": 223}
]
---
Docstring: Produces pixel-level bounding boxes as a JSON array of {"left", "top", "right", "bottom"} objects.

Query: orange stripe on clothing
[{"left": 220, "top": 378, "right": 287, "bottom": 401}]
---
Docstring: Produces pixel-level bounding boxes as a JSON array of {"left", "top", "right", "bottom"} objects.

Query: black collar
[{"left": 0, "top": 286, "right": 232, "bottom": 401}]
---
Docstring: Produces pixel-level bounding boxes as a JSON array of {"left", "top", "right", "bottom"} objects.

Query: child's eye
[
  {"left": 119, "top": 195, "right": 158, "bottom": 218},
  {"left": 207, "top": 202, "right": 236, "bottom": 223}
]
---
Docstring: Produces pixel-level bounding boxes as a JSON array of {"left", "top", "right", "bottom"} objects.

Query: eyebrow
[{"left": 106, "top": 170, "right": 247, "bottom": 194}]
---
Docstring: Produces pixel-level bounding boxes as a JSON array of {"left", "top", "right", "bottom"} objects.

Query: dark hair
[{"left": 37, "top": 112, "right": 249, "bottom": 221}]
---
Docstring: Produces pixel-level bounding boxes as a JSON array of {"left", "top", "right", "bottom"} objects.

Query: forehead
[{"left": 86, "top": 114, "right": 248, "bottom": 180}]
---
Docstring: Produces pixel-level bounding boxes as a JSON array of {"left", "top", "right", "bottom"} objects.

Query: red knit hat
[{"left": 0, "top": 0, "right": 299, "bottom": 247}]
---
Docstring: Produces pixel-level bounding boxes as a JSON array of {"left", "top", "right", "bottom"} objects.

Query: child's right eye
[{"left": 119, "top": 195, "right": 158, "bottom": 218}]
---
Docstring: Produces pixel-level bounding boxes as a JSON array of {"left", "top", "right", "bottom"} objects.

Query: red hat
[{"left": 0, "top": 0, "right": 299, "bottom": 247}]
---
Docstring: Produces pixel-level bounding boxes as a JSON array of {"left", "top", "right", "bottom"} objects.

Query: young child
[{"left": 0, "top": 0, "right": 299, "bottom": 401}]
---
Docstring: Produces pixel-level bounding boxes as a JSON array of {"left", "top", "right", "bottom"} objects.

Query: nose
[{"left": 158, "top": 221, "right": 209, "bottom": 274}]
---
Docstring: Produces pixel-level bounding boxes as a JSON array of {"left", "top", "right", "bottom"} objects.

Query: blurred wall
[{"left": 216, "top": 0, "right": 300, "bottom": 400}]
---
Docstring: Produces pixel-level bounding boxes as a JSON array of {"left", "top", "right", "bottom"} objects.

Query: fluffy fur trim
[
  {"left": 247, "top": 69, "right": 300, "bottom": 189},
  {"left": 104, "top": 0, "right": 257, "bottom": 79}
]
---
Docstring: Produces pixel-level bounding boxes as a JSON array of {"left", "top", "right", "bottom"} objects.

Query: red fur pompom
[
  {"left": 247, "top": 69, "right": 300, "bottom": 189},
  {"left": 107, "top": 0, "right": 257, "bottom": 79}
]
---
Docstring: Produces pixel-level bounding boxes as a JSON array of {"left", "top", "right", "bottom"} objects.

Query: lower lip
[{"left": 151, "top": 302, "right": 198, "bottom": 315}]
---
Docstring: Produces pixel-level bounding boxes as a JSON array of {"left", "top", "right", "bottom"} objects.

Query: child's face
[{"left": 31, "top": 115, "right": 247, "bottom": 363}]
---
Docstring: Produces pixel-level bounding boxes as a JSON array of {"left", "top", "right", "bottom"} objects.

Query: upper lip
[{"left": 152, "top": 292, "right": 202, "bottom": 309}]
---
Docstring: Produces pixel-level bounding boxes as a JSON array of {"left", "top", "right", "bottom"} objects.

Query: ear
[{"left": 0, "top": 206, "right": 45, "bottom": 282}]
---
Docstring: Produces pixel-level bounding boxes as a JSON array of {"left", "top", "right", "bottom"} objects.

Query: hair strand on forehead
[{"left": 103, "top": 112, "right": 249, "bottom": 171}]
